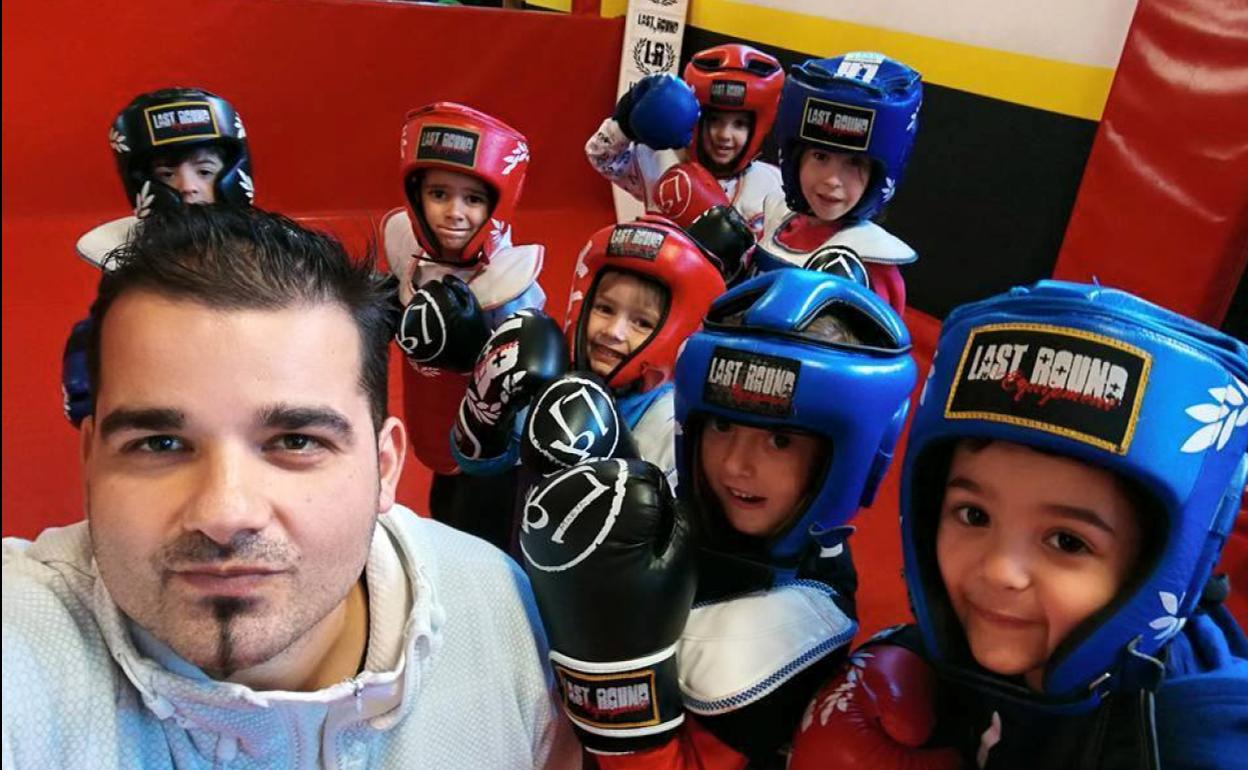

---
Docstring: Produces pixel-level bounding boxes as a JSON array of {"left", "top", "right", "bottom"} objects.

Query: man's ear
[
  {"left": 80, "top": 415, "right": 95, "bottom": 466},
  {"left": 375, "top": 416, "right": 407, "bottom": 513}
]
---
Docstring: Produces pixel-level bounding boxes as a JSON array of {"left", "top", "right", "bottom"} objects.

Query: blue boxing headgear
[
  {"left": 773, "top": 53, "right": 922, "bottom": 221},
  {"left": 675, "top": 269, "right": 917, "bottom": 564},
  {"left": 902, "top": 280, "right": 1248, "bottom": 703},
  {"left": 110, "top": 87, "right": 254, "bottom": 216}
]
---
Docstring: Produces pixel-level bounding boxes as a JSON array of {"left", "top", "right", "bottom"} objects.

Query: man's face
[{"left": 82, "top": 291, "right": 404, "bottom": 680}]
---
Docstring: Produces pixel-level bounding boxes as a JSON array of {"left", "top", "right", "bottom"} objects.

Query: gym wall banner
[{"left": 613, "top": 0, "right": 691, "bottom": 223}]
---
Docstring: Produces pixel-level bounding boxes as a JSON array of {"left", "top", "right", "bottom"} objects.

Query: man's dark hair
[{"left": 88, "top": 205, "right": 401, "bottom": 429}]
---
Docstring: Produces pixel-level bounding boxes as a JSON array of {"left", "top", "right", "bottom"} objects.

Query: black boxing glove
[
  {"left": 520, "top": 372, "right": 640, "bottom": 477},
  {"left": 686, "top": 205, "right": 755, "bottom": 285},
  {"left": 453, "top": 310, "right": 568, "bottom": 464},
  {"left": 395, "top": 274, "right": 490, "bottom": 372},
  {"left": 521, "top": 459, "right": 696, "bottom": 754}
]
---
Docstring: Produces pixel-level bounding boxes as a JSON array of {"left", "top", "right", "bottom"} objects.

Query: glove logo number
[
  {"left": 544, "top": 385, "right": 617, "bottom": 464},
  {"left": 396, "top": 290, "right": 447, "bottom": 362},
  {"left": 521, "top": 460, "right": 628, "bottom": 572}
]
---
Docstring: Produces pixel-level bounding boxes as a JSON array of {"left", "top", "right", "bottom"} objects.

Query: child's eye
[
  {"left": 426, "top": 189, "right": 446, "bottom": 200},
  {"left": 708, "top": 417, "right": 732, "bottom": 433},
  {"left": 197, "top": 169, "right": 215, "bottom": 179},
  {"left": 1046, "top": 531, "right": 1091, "bottom": 555},
  {"left": 810, "top": 150, "right": 830, "bottom": 163},
  {"left": 633, "top": 316, "right": 657, "bottom": 332},
  {"left": 768, "top": 433, "right": 792, "bottom": 450},
  {"left": 466, "top": 194, "right": 488, "bottom": 206},
  {"left": 592, "top": 302, "right": 614, "bottom": 315},
  {"left": 154, "top": 169, "right": 175, "bottom": 181},
  {"left": 954, "top": 505, "right": 989, "bottom": 527}
]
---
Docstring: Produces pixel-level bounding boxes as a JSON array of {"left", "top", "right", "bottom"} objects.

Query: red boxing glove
[
  {"left": 650, "top": 162, "right": 728, "bottom": 226},
  {"left": 789, "top": 644, "right": 965, "bottom": 770}
]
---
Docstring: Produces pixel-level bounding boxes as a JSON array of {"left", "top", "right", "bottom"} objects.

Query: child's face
[
  {"left": 583, "top": 271, "right": 665, "bottom": 378},
  {"left": 699, "top": 419, "right": 822, "bottom": 538},
  {"left": 420, "top": 169, "right": 491, "bottom": 257},
  {"left": 701, "top": 110, "right": 752, "bottom": 168},
  {"left": 936, "top": 440, "right": 1143, "bottom": 690},
  {"left": 798, "top": 148, "right": 871, "bottom": 222},
  {"left": 151, "top": 147, "right": 224, "bottom": 204}
]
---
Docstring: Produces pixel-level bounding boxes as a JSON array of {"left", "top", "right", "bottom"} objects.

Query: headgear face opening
[
  {"left": 683, "top": 44, "right": 784, "bottom": 178},
  {"left": 111, "top": 87, "right": 253, "bottom": 216},
  {"left": 565, "top": 215, "right": 726, "bottom": 393},
  {"left": 902, "top": 280, "right": 1248, "bottom": 703},
  {"left": 400, "top": 102, "right": 529, "bottom": 266},
  {"left": 773, "top": 53, "right": 922, "bottom": 221},
  {"left": 675, "top": 269, "right": 916, "bottom": 563}
]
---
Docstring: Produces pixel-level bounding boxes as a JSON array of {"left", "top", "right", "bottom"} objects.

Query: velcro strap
[{"left": 550, "top": 646, "right": 684, "bottom": 738}]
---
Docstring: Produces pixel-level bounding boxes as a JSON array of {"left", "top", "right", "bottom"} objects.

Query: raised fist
[
  {"left": 614, "top": 74, "right": 700, "bottom": 150},
  {"left": 521, "top": 372, "right": 639, "bottom": 477},
  {"left": 454, "top": 310, "right": 567, "bottom": 461},
  {"left": 521, "top": 458, "right": 695, "bottom": 754},
  {"left": 395, "top": 274, "right": 490, "bottom": 372}
]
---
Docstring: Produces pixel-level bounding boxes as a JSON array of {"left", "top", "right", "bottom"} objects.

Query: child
[
  {"left": 587, "top": 44, "right": 784, "bottom": 235},
  {"left": 62, "top": 87, "right": 252, "bottom": 426},
  {"left": 791, "top": 281, "right": 1248, "bottom": 769},
  {"left": 756, "top": 52, "right": 922, "bottom": 314},
  {"left": 518, "top": 269, "right": 919, "bottom": 768},
  {"left": 385, "top": 102, "right": 544, "bottom": 542},
  {"left": 452, "top": 215, "right": 726, "bottom": 507}
]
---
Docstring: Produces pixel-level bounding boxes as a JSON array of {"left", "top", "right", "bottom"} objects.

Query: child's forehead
[
  {"left": 595, "top": 269, "right": 663, "bottom": 296},
  {"left": 421, "top": 167, "right": 487, "bottom": 191},
  {"left": 151, "top": 145, "right": 223, "bottom": 167},
  {"left": 946, "top": 438, "right": 1140, "bottom": 513}
]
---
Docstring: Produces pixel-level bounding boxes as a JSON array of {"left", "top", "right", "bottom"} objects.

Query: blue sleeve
[
  {"left": 1154, "top": 608, "right": 1248, "bottom": 769},
  {"left": 449, "top": 408, "right": 527, "bottom": 477}
]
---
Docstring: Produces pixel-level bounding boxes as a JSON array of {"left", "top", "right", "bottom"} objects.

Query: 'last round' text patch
[{"left": 944, "top": 323, "right": 1151, "bottom": 454}]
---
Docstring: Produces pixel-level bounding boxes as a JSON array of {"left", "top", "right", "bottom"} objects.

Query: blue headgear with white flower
[
  {"left": 901, "top": 280, "right": 1248, "bottom": 703},
  {"left": 773, "top": 52, "right": 922, "bottom": 221},
  {"left": 110, "top": 87, "right": 254, "bottom": 217}
]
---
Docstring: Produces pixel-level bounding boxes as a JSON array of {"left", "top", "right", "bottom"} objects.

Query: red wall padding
[
  {"left": 1055, "top": 0, "right": 1248, "bottom": 325},
  {"left": 1058, "top": 0, "right": 1248, "bottom": 625}
]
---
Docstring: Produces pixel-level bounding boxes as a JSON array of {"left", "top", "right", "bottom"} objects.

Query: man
[{"left": 3, "top": 206, "right": 580, "bottom": 769}]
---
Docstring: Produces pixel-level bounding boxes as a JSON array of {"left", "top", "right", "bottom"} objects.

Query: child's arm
[{"left": 586, "top": 75, "right": 700, "bottom": 204}]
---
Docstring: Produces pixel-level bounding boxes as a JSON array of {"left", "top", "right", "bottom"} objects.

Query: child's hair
[
  {"left": 150, "top": 143, "right": 226, "bottom": 171},
  {"left": 594, "top": 268, "right": 670, "bottom": 315}
]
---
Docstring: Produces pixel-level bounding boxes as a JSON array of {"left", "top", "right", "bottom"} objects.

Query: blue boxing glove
[
  {"left": 614, "top": 74, "right": 700, "bottom": 150},
  {"left": 62, "top": 317, "right": 93, "bottom": 428}
]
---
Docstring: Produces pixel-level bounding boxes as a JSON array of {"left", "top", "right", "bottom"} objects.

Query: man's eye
[
  {"left": 271, "top": 434, "right": 325, "bottom": 453},
  {"left": 126, "top": 435, "right": 184, "bottom": 453}
]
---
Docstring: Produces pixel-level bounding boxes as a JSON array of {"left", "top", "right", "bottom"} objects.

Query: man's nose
[{"left": 178, "top": 446, "right": 270, "bottom": 546}]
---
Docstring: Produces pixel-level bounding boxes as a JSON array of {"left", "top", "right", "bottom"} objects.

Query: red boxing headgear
[
  {"left": 683, "top": 44, "right": 784, "bottom": 177},
  {"left": 400, "top": 102, "right": 529, "bottom": 266},
  {"left": 565, "top": 215, "right": 726, "bottom": 392}
]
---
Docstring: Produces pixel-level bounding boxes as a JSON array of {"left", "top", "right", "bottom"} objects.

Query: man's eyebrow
[
  {"left": 258, "top": 405, "right": 356, "bottom": 446},
  {"left": 1045, "top": 504, "right": 1117, "bottom": 536},
  {"left": 98, "top": 408, "right": 185, "bottom": 439}
]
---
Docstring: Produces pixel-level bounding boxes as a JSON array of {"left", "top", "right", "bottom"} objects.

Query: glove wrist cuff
[{"left": 550, "top": 645, "right": 685, "bottom": 754}]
